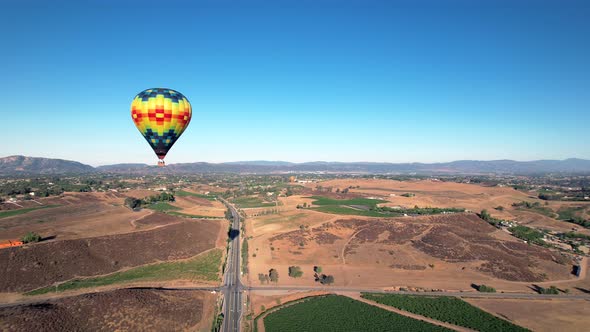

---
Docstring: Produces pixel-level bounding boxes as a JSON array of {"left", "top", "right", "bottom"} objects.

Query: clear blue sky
[{"left": 1, "top": 0, "right": 588, "bottom": 166}]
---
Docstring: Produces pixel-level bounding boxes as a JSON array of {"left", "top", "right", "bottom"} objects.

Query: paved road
[{"left": 220, "top": 200, "right": 243, "bottom": 332}]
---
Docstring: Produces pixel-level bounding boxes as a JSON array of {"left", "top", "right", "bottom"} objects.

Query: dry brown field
[
  {"left": 0, "top": 289, "right": 216, "bottom": 331},
  {"left": 0, "top": 219, "right": 225, "bottom": 293},
  {"left": 465, "top": 298, "right": 590, "bottom": 332},
  {"left": 246, "top": 179, "right": 589, "bottom": 294},
  {"left": 173, "top": 195, "right": 227, "bottom": 217}
]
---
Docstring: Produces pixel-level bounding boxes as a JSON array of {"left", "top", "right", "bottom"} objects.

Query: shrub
[
  {"left": 269, "top": 268, "right": 279, "bottom": 283},
  {"left": 477, "top": 285, "right": 496, "bottom": 293},
  {"left": 21, "top": 232, "right": 42, "bottom": 243},
  {"left": 288, "top": 266, "right": 303, "bottom": 278}
]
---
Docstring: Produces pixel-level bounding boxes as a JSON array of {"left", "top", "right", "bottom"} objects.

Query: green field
[
  {"left": 175, "top": 190, "right": 217, "bottom": 201},
  {"left": 309, "top": 196, "right": 464, "bottom": 217},
  {"left": 557, "top": 206, "right": 586, "bottom": 221},
  {"left": 0, "top": 205, "right": 61, "bottom": 219},
  {"left": 146, "top": 201, "right": 181, "bottom": 212},
  {"left": 509, "top": 225, "right": 546, "bottom": 245},
  {"left": 25, "top": 249, "right": 222, "bottom": 296},
  {"left": 361, "top": 293, "right": 529, "bottom": 332},
  {"left": 309, "top": 196, "right": 387, "bottom": 206},
  {"left": 232, "top": 196, "right": 276, "bottom": 208},
  {"left": 260, "top": 295, "right": 451, "bottom": 332},
  {"left": 313, "top": 205, "right": 388, "bottom": 217},
  {"left": 166, "top": 211, "right": 222, "bottom": 219}
]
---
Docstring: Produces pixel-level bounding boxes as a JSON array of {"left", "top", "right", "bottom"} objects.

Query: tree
[
  {"left": 303, "top": 202, "right": 308, "bottom": 208},
  {"left": 258, "top": 273, "right": 267, "bottom": 284},
  {"left": 314, "top": 266, "right": 322, "bottom": 274},
  {"left": 21, "top": 231, "right": 42, "bottom": 243},
  {"left": 124, "top": 197, "right": 142, "bottom": 210},
  {"left": 269, "top": 268, "right": 279, "bottom": 283},
  {"left": 320, "top": 274, "right": 334, "bottom": 285},
  {"left": 479, "top": 209, "right": 491, "bottom": 221},
  {"left": 342, "top": 188, "right": 349, "bottom": 194},
  {"left": 288, "top": 266, "right": 303, "bottom": 278}
]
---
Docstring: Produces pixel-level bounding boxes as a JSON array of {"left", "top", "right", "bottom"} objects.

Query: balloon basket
[{"left": 157, "top": 160, "right": 165, "bottom": 167}]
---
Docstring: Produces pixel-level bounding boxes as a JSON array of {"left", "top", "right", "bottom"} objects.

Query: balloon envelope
[{"left": 131, "top": 88, "right": 192, "bottom": 162}]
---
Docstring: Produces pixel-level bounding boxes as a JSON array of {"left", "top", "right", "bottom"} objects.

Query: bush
[
  {"left": 477, "top": 285, "right": 496, "bottom": 293},
  {"left": 269, "top": 268, "right": 279, "bottom": 283},
  {"left": 288, "top": 266, "right": 303, "bottom": 278},
  {"left": 21, "top": 232, "right": 42, "bottom": 243},
  {"left": 319, "top": 274, "right": 334, "bottom": 285},
  {"left": 538, "top": 286, "right": 559, "bottom": 295},
  {"left": 314, "top": 266, "right": 322, "bottom": 274}
]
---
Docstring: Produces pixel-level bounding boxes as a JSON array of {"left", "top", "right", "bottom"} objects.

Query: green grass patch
[
  {"left": 509, "top": 225, "right": 546, "bottom": 245},
  {"left": 557, "top": 206, "right": 586, "bottom": 221},
  {"left": 166, "top": 211, "right": 222, "bottom": 219},
  {"left": 361, "top": 293, "right": 529, "bottom": 332},
  {"left": 232, "top": 196, "right": 276, "bottom": 208},
  {"left": 309, "top": 196, "right": 387, "bottom": 207},
  {"left": 312, "top": 205, "right": 387, "bottom": 217},
  {"left": 175, "top": 190, "right": 217, "bottom": 201},
  {"left": 241, "top": 238, "right": 249, "bottom": 275},
  {"left": 309, "top": 196, "right": 464, "bottom": 218},
  {"left": 512, "top": 201, "right": 556, "bottom": 218},
  {"left": 25, "top": 249, "right": 222, "bottom": 296},
  {"left": 262, "top": 295, "right": 451, "bottom": 332},
  {"left": 0, "top": 205, "right": 61, "bottom": 219},
  {"left": 146, "top": 202, "right": 181, "bottom": 212}
]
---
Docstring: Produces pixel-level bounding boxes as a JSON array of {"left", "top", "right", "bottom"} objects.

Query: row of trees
[
  {"left": 124, "top": 192, "right": 175, "bottom": 210},
  {"left": 258, "top": 268, "right": 280, "bottom": 284},
  {"left": 257, "top": 266, "right": 334, "bottom": 285}
]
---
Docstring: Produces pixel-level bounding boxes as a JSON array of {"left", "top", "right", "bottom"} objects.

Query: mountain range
[{"left": 1, "top": 155, "right": 590, "bottom": 176}]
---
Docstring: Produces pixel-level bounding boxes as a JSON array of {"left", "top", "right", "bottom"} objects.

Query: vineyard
[
  {"left": 261, "top": 295, "right": 451, "bottom": 332},
  {"left": 361, "top": 293, "right": 529, "bottom": 332}
]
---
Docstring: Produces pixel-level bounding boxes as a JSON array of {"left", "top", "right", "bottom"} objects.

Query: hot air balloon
[{"left": 131, "top": 88, "right": 192, "bottom": 166}]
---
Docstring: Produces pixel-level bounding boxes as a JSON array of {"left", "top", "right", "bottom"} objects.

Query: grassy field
[
  {"left": 557, "top": 206, "right": 586, "bottom": 221},
  {"left": 232, "top": 196, "right": 276, "bottom": 208},
  {"left": 146, "top": 202, "right": 181, "bottom": 212},
  {"left": 312, "top": 205, "right": 387, "bottom": 217},
  {"left": 509, "top": 225, "right": 546, "bottom": 245},
  {"left": 260, "top": 295, "right": 451, "bottom": 332},
  {"left": 0, "top": 205, "right": 61, "bottom": 219},
  {"left": 309, "top": 196, "right": 464, "bottom": 217},
  {"left": 25, "top": 249, "right": 222, "bottom": 296},
  {"left": 167, "top": 211, "right": 222, "bottom": 219},
  {"left": 309, "top": 196, "right": 387, "bottom": 207},
  {"left": 175, "top": 190, "right": 217, "bottom": 201},
  {"left": 361, "top": 293, "right": 529, "bottom": 332}
]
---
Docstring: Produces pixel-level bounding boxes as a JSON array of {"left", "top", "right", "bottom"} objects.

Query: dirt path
[
  {"left": 341, "top": 228, "right": 366, "bottom": 265},
  {"left": 129, "top": 210, "right": 154, "bottom": 228},
  {"left": 342, "top": 292, "right": 475, "bottom": 332}
]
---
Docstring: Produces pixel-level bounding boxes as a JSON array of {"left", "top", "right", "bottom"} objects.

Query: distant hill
[
  {"left": 0, "top": 156, "right": 94, "bottom": 175},
  {"left": 2, "top": 155, "right": 590, "bottom": 175}
]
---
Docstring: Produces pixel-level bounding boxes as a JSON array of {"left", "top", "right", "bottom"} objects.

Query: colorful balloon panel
[{"left": 131, "top": 88, "right": 192, "bottom": 160}]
